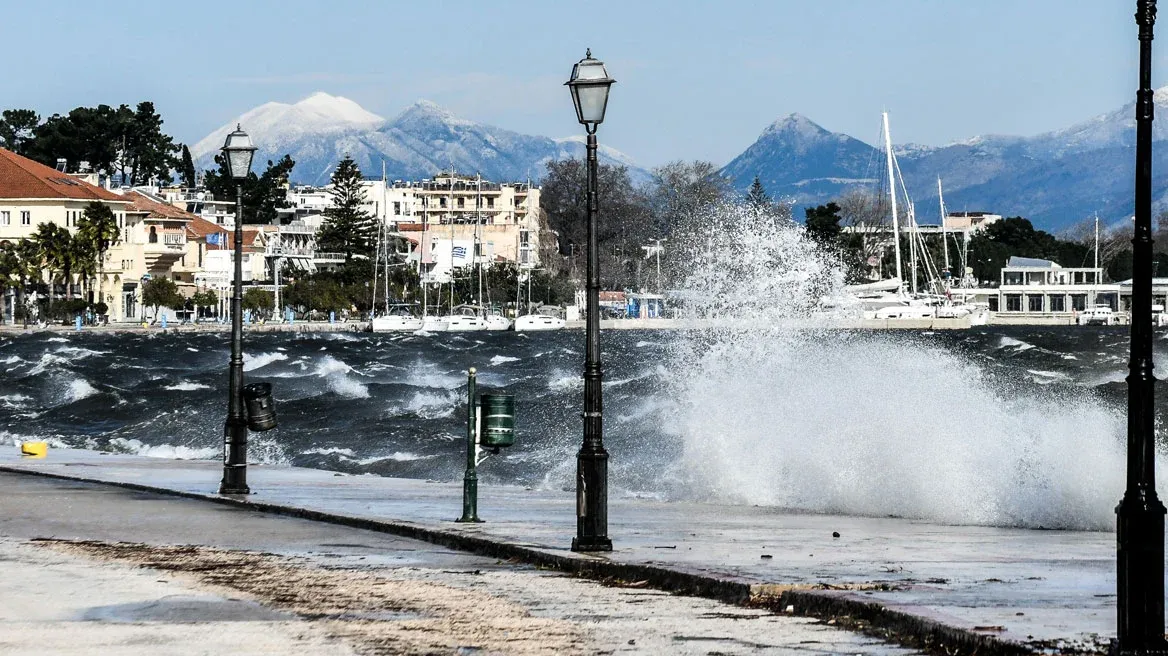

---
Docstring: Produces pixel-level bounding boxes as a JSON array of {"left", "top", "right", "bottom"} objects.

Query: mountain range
[
  {"left": 723, "top": 88, "right": 1168, "bottom": 233},
  {"left": 190, "top": 92, "right": 647, "bottom": 187},
  {"left": 192, "top": 90, "right": 1168, "bottom": 233}
]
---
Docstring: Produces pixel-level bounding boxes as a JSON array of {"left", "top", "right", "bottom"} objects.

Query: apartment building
[{"left": 0, "top": 148, "right": 132, "bottom": 322}]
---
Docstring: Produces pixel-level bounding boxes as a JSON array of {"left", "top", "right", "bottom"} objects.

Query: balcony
[{"left": 314, "top": 252, "right": 346, "bottom": 264}]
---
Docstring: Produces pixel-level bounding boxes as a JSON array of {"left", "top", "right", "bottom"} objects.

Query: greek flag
[
  {"left": 207, "top": 233, "right": 225, "bottom": 246},
  {"left": 452, "top": 246, "right": 467, "bottom": 259}
]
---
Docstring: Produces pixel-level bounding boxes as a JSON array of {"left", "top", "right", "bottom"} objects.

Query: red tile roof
[
  {"left": 125, "top": 190, "right": 198, "bottom": 221},
  {"left": 0, "top": 147, "right": 126, "bottom": 202}
]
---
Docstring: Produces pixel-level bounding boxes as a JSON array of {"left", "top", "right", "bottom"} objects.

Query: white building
[{"left": 991, "top": 256, "right": 1118, "bottom": 316}]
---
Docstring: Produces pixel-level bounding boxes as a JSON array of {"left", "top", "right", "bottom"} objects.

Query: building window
[
  {"left": 20, "top": 211, "right": 30, "bottom": 225},
  {"left": 1003, "top": 271, "right": 1023, "bottom": 285},
  {"left": 1071, "top": 294, "right": 1087, "bottom": 311},
  {"left": 149, "top": 226, "right": 158, "bottom": 244},
  {"left": 439, "top": 197, "right": 447, "bottom": 208},
  {"left": 520, "top": 230, "right": 530, "bottom": 247},
  {"left": 1005, "top": 294, "right": 1022, "bottom": 312},
  {"left": 0, "top": 211, "right": 8, "bottom": 226},
  {"left": 1028, "top": 295, "right": 1044, "bottom": 312},
  {"left": 457, "top": 197, "right": 464, "bottom": 208},
  {"left": 393, "top": 202, "right": 401, "bottom": 215},
  {"left": 487, "top": 197, "right": 494, "bottom": 208},
  {"left": 1050, "top": 295, "right": 1066, "bottom": 312}
]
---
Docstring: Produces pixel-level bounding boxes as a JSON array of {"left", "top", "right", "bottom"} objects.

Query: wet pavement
[
  {"left": 0, "top": 448, "right": 1130, "bottom": 653},
  {"left": 0, "top": 472, "right": 919, "bottom": 655}
]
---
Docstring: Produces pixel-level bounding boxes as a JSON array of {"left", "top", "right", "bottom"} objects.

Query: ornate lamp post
[
  {"left": 566, "top": 49, "right": 615, "bottom": 552},
  {"left": 1116, "top": 2, "right": 1168, "bottom": 654},
  {"left": 219, "top": 124, "right": 256, "bottom": 495}
]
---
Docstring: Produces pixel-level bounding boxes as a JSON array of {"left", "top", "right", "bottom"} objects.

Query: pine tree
[
  {"left": 180, "top": 145, "right": 196, "bottom": 188},
  {"left": 317, "top": 156, "right": 375, "bottom": 262},
  {"left": 747, "top": 175, "right": 770, "bottom": 209}
]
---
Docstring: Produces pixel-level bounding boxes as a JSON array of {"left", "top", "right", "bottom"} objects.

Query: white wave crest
[
  {"left": 164, "top": 381, "right": 211, "bottom": 391},
  {"left": 243, "top": 351, "right": 288, "bottom": 371}
]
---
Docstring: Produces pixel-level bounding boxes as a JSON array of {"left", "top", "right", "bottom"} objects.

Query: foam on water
[
  {"left": 665, "top": 201, "right": 1136, "bottom": 530},
  {"left": 314, "top": 355, "right": 369, "bottom": 399},
  {"left": 243, "top": 351, "right": 288, "bottom": 371},
  {"left": 107, "top": 437, "right": 218, "bottom": 460},
  {"left": 65, "top": 379, "right": 98, "bottom": 403},
  {"left": 164, "top": 381, "right": 211, "bottom": 391},
  {"left": 490, "top": 355, "right": 520, "bottom": 365}
]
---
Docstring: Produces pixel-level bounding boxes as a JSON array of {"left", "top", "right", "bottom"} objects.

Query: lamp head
[
  {"left": 565, "top": 49, "right": 615, "bottom": 131},
  {"left": 220, "top": 124, "right": 257, "bottom": 180}
]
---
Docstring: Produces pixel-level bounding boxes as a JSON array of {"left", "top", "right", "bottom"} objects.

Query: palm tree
[
  {"left": 12, "top": 239, "right": 42, "bottom": 325},
  {"left": 77, "top": 202, "right": 119, "bottom": 307},
  {"left": 32, "top": 223, "right": 70, "bottom": 300},
  {"left": 0, "top": 242, "right": 18, "bottom": 323}
]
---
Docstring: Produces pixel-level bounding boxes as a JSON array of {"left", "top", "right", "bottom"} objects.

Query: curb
[{"left": 0, "top": 464, "right": 1035, "bottom": 655}]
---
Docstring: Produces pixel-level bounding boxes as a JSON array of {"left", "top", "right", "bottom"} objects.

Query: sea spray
[{"left": 665, "top": 201, "right": 1137, "bottom": 530}]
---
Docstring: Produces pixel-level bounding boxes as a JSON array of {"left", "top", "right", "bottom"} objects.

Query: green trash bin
[{"left": 478, "top": 394, "right": 515, "bottom": 448}]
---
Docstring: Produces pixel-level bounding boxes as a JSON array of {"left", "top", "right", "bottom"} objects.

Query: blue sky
[{"left": 0, "top": 0, "right": 1152, "bottom": 166}]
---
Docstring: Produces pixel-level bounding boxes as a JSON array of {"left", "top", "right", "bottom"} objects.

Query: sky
[{"left": 0, "top": 0, "right": 1154, "bottom": 167}]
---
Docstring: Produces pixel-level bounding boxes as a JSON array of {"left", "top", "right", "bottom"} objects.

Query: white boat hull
[
  {"left": 446, "top": 316, "right": 488, "bottom": 331},
  {"left": 485, "top": 315, "right": 513, "bottom": 331},
  {"left": 514, "top": 315, "right": 566, "bottom": 331},
  {"left": 371, "top": 316, "right": 424, "bottom": 332},
  {"left": 420, "top": 317, "right": 450, "bottom": 332}
]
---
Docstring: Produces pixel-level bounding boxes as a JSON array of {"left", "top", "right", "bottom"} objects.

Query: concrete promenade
[{"left": 0, "top": 448, "right": 1126, "bottom": 654}]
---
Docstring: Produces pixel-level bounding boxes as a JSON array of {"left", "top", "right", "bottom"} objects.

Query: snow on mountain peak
[
  {"left": 293, "top": 92, "right": 383, "bottom": 125},
  {"left": 191, "top": 92, "right": 384, "bottom": 159},
  {"left": 762, "top": 113, "right": 828, "bottom": 140}
]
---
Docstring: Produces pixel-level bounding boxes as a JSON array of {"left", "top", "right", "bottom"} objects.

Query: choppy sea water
[{"left": 0, "top": 326, "right": 1159, "bottom": 530}]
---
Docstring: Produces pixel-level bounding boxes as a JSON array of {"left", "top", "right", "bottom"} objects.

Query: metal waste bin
[
  {"left": 478, "top": 394, "right": 515, "bottom": 448},
  {"left": 243, "top": 382, "right": 277, "bottom": 432}
]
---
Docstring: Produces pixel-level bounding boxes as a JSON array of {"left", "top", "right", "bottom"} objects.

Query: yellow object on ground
[{"left": 20, "top": 442, "right": 47, "bottom": 458}]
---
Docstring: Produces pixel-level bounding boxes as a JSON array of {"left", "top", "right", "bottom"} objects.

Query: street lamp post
[
  {"left": 1116, "top": 2, "right": 1168, "bottom": 654},
  {"left": 566, "top": 49, "right": 615, "bottom": 552},
  {"left": 219, "top": 124, "right": 256, "bottom": 495}
]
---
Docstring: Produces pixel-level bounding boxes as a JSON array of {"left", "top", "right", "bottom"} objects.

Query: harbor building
[{"left": 989, "top": 256, "right": 1119, "bottom": 321}]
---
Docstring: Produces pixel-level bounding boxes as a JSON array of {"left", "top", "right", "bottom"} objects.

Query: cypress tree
[{"left": 317, "top": 156, "right": 376, "bottom": 261}]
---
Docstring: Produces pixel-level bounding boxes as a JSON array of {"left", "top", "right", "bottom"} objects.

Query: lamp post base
[
  {"left": 571, "top": 536, "right": 613, "bottom": 552},
  {"left": 1110, "top": 639, "right": 1168, "bottom": 656}
]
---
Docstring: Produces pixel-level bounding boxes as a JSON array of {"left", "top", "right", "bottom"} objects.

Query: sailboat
[
  {"left": 847, "top": 113, "right": 987, "bottom": 324},
  {"left": 514, "top": 267, "right": 565, "bottom": 331},
  {"left": 418, "top": 187, "right": 450, "bottom": 333},
  {"left": 371, "top": 164, "right": 424, "bottom": 332}
]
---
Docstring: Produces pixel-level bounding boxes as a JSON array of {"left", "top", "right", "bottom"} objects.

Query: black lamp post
[
  {"left": 566, "top": 49, "right": 615, "bottom": 552},
  {"left": 1116, "top": 2, "right": 1168, "bottom": 654},
  {"left": 219, "top": 124, "right": 256, "bottom": 495}
]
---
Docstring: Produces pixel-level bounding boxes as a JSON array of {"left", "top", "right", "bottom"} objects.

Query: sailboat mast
[
  {"left": 449, "top": 165, "right": 455, "bottom": 314},
  {"left": 938, "top": 177, "right": 949, "bottom": 275},
  {"left": 1094, "top": 212, "right": 1100, "bottom": 270},
  {"left": 421, "top": 193, "right": 428, "bottom": 320},
  {"left": 476, "top": 173, "right": 483, "bottom": 306},
  {"left": 882, "top": 112, "right": 904, "bottom": 290},
  {"left": 382, "top": 161, "right": 389, "bottom": 314}
]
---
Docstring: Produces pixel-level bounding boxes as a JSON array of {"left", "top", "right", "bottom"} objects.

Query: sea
[{"left": 0, "top": 325, "right": 1155, "bottom": 532}]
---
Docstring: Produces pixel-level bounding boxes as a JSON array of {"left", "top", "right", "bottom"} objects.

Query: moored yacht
[
  {"left": 514, "top": 305, "right": 567, "bottom": 331},
  {"left": 371, "top": 304, "right": 424, "bottom": 332},
  {"left": 446, "top": 304, "right": 489, "bottom": 331}
]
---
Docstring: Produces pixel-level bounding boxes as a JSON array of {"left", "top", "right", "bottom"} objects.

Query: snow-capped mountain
[
  {"left": 192, "top": 93, "right": 647, "bottom": 186},
  {"left": 721, "top": 88, "right": 1168, "bottom": 232}
]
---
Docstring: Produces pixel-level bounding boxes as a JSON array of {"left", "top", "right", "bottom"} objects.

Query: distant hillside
[
  {"left": 191, "top": 93, "right": 649, "bottom": 186},
  {"left": 721, "top": 90, "right": 1168, "bottom": 233}
]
